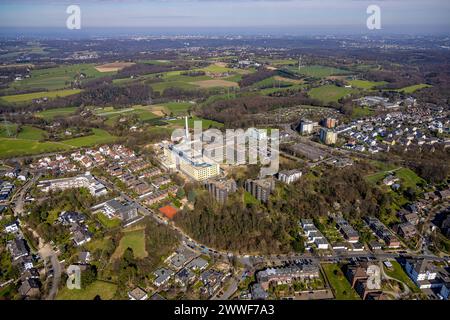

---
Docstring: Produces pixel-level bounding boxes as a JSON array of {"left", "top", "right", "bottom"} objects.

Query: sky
[{"left": 0, "top": 0, "right": 449, "bottom": 35}]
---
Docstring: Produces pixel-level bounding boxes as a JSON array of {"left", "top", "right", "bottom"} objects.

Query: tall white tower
[{"left": 185, "top": 116, "right": 189, "bottom": 139}]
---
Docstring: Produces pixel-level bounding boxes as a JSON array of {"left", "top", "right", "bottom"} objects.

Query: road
[{"left": 11, "top": 171, "right": 41, "bottom": 215}]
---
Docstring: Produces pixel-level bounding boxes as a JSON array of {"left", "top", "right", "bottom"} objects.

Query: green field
[
  {"left": 290, "top": 65, "right": 351, "bottom": 78},
  {"left": 0, "top": 122, "right": 18, "bottom": 138},
  {"left": 113, "top": 228, "right": 147, "bottom": 259},
  {"left": 150, "top": 81, "right": 198, "bottom": 93},
  {"left": 308, "top": 85, "right": 355, "bottom": 104},
  {"left": 348, "top": 80, "right": 387, "bottom": 90},
  {"left": 62, "top": 128, "right": 117, "bottom": 147},
  {"left": 161, "top": 102, "right": 193, "bottom": 115},
  {"left": 384, "top": 261, "right": 421, "bottom": 294},
  {"left": 35, "top": 107, "right": 78, "bottom": 120},
  {"left": 16, "top": 126, "right": 47, "bottom": 140},
  {"left": 394, "top": 84, "right": 432, "bottom": 94},
  {"left": 8, "top": 64, "right": 114, "bottom": 91},
  {"left": 0, "top": 89, "right": 81, "bottom": 104},
  {"left": 0, "top": 127, "right": 117, "bottom": 158},
  {"left": 0, "top": 138, "right": 71, "bottom": 158},
  {"left": 366, "top": 167, "right": 424, "bottom": 189},
  {"left": 322, "top": 264, "right": 360, "bottom": 300},
  {"left": 56, "top": 280, "right": 117, "bottom": 300},
  {"left": 95, "top": 106, "right": 160, "bottom": 125},
  {"left": 351, "top": 106, "right": 375, "bottom": 119}
]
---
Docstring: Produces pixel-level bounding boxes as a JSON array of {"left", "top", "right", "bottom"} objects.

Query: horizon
[{"left": 0, "top": 0, "right": 449, "bottom": 37}]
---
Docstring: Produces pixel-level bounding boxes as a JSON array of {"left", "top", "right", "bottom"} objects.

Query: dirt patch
[
  {"left": 191, "top": 79, "right": 238, "bottom": 88},
  {"left": 95, "top": 62, "right": 135, "bottom": 72},
  {"left": 150, "top": 105, "right": 168, "bottom": 116},
  {"left": 274, "top": 76, "right": 304, "bottom": 84}
]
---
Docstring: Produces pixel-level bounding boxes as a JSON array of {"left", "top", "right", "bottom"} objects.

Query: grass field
[
  {"left": 16, "top": 126, "right": 47, "bottom": 140},
  {"left": 308, "top": 85, "right": 355, "bottom": 104},
  {"left": 8, "top": 64, "right": 115, "bottom": 91},
  {"left": 35, "top": 107, "right": 78, "bottom": 120},
  {"left": 56, "top": 280, "right": 117, "bottom": 300},
  {"left": 0, "top": 122, "right": 18, "bottom": 138},
  {"left": 0, "top": 138, "right": 71, "bottom": 158},
  {"left": 348, "top": 80, "right": 387, "bottom": 90},
  {"left": 192, "top": 79, "right": 238, "bottom": 88},
  {"left": 0, "top": 89, "right": 81, "bottom": 103},
  {"left": 322, "top": 264, "right": 360, "bottom": 300},
  {"left": 384, "top": 261, "right": 421, "bottom": 293},
  {"left": 394, "top": 84, "right": 432, "bottom": 94},
  {"left": 112, "top": 228, "right": 147, "bottom": 259},
  {"left": 95, "top": 106, "right": 160, "bottom": 125},
  {"left": 160, "top": 102, "right": 193, "bottom": 115},
  {"left": 0, "top": 127, "right": 117, "bottom": 158},
  {"left": 62, "top": 128, "right": 117, "bottom": 147},
  {"left": 366, "top": 167, "right": 424, "bottom": 189},
  {"left": 150, "top": 81, "right": 198, "bottom": 93},
  {"left": 351, "top": 106, "right": 375, "bottom": 119},
  {"left": 289, "top": 65, "right": 351, "bottom": 78}
]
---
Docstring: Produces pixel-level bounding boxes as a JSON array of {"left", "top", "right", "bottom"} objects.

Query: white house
[
  {"left": 5, "top": 221, "right": 19, "bottom": 233},
  {"left": 405, "top": 259, "right": 437, "bottom": 288}
]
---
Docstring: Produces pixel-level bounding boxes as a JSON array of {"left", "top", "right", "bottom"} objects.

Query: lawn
[
  {"left": 0, "top": 89, "right": 81, "bottom": 104},
  {"left": 35, "top": 107, "right": 78, "bottom": 120},
  {"left": 244, "top": 191, "right": 260, "bottom": 205},
  {"left": 308, "top": 85, "right": 355, "bottom": 104},
  {"left": 394, "top": 168, "right": 426, "bottom": 189},
  {"left": 348, "top": 80, "right": 387, "bottom": 90},
  {"left": 96, "top": 212, "right": 122, "bottom": 229},
  {"left": 8, "top": 64, "right": 114, "bottom": 91},
  {"left": 56, "top": 280, "right": 117, "bottom": 300},
  {"left": 112, "top": 228, "right": 148, "bottom": 259},
  {"left": 384, "top": 260, "right": 421, "bottom": 294},
  {"left": 62, "top": 128, "right": 117, "bottom": 147},
  {"left": 289, "top": 65, "right": 351, "bottom": 78},
  {"left": 322, "top": 264, "right": 360, "bottom": 300}
]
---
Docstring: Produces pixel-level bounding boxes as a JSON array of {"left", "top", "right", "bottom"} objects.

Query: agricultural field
[
  {"left": 288, "top": 65, "right": 351, "bottom": 78},
  {"left": 56, "top": 280, "right": 117, "bottom": 300},
  {"left": 95, "top": 62, "right": 135, "bottom": 73},
  {"left": 0, "top": 122, "right": 18, "bottom": 138},
  {"left": 0, "top": 138, "right": 71, "bottom": 158},
  {"left": 62, "top": 128, "right": 117, "bottom": 147},
  {"left": 16, "top": 125, "right": 47, "bottom": 140},
  {"left": 192, "top": 79, "right": 238, "bottom": 89},
  {"left": 112, "top": 228, "right": 148, "bottom": 260},
  {"left": 159, "top": 101, "right": 193, "bottom": 115},
  {"left": 7, "top": 64, "right": 115, "bottom": 91},
  {"left": 95, "top": 106, "right": 160, "bottom": 125},
  {"left": 0, "top": 89, "right": 81, "bottom": 104},
  {"left": 348, "top": 80, "right": 388, "bottom": 90},
  {"left": 394, "top": 84, "right": 432, "bottom": 94},
  {"left": 308, "top": 85, "right": 355, "bottom": 104},
  {"left": 35, "top": 107, "right": 78, "bottom": 120}
]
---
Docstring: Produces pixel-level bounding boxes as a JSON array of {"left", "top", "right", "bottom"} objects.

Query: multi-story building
[
  {"left": 405, "top": 259, "right": 437, "bottom": 289},
  {"left": 204, "top": 179, "right": 237, "bottom": 203},
  {"left": 323, "top": 117, "right": 337, "bottom": 129},
  {"left": 37, "top": 172, "right": 107, "bottom": 197},
  {"left": 244, "top": 178, "right": 275, "bottom": 203},
  {"left": 256, "top": 263, "right": 320, "bottom": 290},
  {"left": 277, "top": 169, "right": 302, "bottom": 184},
  {"left": 320, "top": 128, "right": 338, "bottom": 145},
  {"left": 298, "top": 120, "right": 315, "bottom": 135}
]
